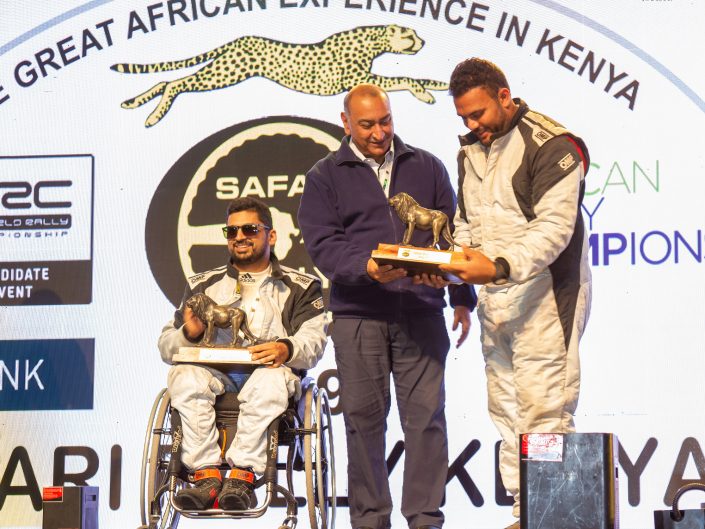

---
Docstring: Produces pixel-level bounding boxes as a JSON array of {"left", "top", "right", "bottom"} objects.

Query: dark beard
[{"left": 230, "top": 242, "right": 266, "bottom": 265}]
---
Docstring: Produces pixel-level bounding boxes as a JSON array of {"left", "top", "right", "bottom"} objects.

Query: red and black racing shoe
[
  {"left": 175, "top": 467, "right": 222, "bottom": 510},
  {"left": 217, "top": 467, "right": 256, "bottom": 510}
]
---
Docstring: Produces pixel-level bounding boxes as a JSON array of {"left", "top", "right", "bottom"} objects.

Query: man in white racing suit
[
  {"left": 439, "top": 58, "right": 592, "bottom": 529},
  {"left": 158, "top": 197, "right": 327, "bottom": 511}
]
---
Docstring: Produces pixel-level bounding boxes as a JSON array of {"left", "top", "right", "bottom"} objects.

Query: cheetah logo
[{"left": 111, "top": 25, "right": 448, "bottom": 127}]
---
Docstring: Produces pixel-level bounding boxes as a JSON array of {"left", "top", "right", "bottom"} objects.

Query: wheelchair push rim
[
  {"left": 304, "top": 385, "right": 336, "bottom": 529},
  {"left": 140, "top": 388, "right": 181, "bottom": 529}
]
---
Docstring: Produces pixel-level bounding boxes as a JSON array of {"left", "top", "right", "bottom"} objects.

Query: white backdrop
[{"left": 1, "top": 1, "right": 704, "bottom": 528}]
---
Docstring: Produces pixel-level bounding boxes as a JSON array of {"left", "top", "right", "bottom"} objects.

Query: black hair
[
  {"left": 449, "top": 58, "right": 510, "bottom": 98},
  {"left": 226, "top": 197, "right": 273, "bottom": 228}
]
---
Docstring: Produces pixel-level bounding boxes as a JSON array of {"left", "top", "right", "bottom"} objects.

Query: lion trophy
[
  {"left": 388, "top": 192, "right": 456, "bottom": 249},
  {"left": 185, "top": 293, "right": 261, "bottom": 348}
]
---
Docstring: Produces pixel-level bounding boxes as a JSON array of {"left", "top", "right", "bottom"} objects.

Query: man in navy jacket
[{"left": 298, "top": 84, "right": 476, "bottom": 529}]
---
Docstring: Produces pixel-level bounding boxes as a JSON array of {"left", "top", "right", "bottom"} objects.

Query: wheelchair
[{"left": 137, "top": 376, "right": 335, "bottom": 529}]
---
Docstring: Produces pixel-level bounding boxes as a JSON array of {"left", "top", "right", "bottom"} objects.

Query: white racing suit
[
  {"left": 158, "top": 257, "right": 328, "bottom": 474},
  {"left": 453, "top": 100, "right": 592, "bottom": 516}
]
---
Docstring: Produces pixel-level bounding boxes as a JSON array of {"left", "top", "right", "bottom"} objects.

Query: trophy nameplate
[
  {"left": 173, "top": 346, "right": 271, "bottom": 369},
  {"left": 371, "top": 243, "right": 464, "bottom": 282}
]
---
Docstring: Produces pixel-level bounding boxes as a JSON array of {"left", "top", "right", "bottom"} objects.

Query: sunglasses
[{"left": 222, "top": 223, "right": 271, "bottom": 239}]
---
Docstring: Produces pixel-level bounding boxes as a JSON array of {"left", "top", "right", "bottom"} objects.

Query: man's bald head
[{"left": 343, "top": 84, "right": 391, "bottom": 116}]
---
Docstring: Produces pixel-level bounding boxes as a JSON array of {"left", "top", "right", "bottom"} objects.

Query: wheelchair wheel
[
  {"left": 304, "top": 385, "right": 336, "bottom": 529},
  {"left": 140, "top": 389, "right": 181, "bottom": 529}
]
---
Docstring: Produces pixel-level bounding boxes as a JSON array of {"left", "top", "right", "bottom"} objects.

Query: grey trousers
[{"left": 331, "top": 315, "right": 450, "bottom": 529}]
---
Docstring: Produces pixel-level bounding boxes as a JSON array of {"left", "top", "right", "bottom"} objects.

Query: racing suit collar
[{"left": 227, "top": 255, "right": 284, "bottom": 281}]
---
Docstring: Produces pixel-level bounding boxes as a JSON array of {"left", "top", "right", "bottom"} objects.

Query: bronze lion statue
[
  {"left": 185, "top": 293, "right": 261, "bottom": 347},
  {"left": 388, "top": 192, "right": 456, "bottom": 249}
]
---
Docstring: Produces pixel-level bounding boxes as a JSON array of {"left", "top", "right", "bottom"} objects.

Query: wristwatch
[{"left": 493, "top": 257, "right": 510, "bottom": 284}]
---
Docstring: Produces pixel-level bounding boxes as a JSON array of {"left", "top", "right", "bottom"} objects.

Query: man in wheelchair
[{"left": 157, "top": 197, "right": 328, "bottom": 512}]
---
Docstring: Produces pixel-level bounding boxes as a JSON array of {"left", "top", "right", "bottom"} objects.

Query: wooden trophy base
[{"left": 371, "top": 243, "right": 465, "bottom": 283}]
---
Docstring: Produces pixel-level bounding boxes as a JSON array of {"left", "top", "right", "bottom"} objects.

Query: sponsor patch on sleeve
[
  {"left": 311, "top": 297, "right": 324, "bottom": 310},
  {"left": 534, "top": 130, "right": 551, "bottom": 142},
  {"left": 294, "top": 274, "right": 313, "bottom": 287},
  {"left": 188, "top": 272, "right": 205, "bottom": 285},
  {"left": 558, "top": 153, "right": 576, "bottom": 171}
]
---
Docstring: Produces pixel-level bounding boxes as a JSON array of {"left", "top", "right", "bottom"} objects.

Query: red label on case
[
  {"left": 521, "top": 433, "right": 564, "bottom": 461},
  {"left": 42, "top": 486, "right": 63, "bottom": 501}
]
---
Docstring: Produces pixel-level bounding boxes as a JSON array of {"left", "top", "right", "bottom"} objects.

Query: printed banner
[{"left": 1, "top": 1, "right": 704, "bottom": 528}]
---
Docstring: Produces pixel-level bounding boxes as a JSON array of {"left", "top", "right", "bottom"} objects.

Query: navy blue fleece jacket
[{"left": 298, "top": 135, "right": 476, "bottom": 318}]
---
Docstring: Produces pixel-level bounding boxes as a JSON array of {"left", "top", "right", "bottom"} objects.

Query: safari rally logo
[
  {"left": 145, "top": 116, "right": 344, "bottom": 306},
  {"left": 112, "top": 24, "right": 446, "bottom": 127}
]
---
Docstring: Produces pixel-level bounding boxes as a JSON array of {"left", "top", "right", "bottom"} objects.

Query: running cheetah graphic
[{"left": 111, "top": 25, "right": 448, "bottom": 127}]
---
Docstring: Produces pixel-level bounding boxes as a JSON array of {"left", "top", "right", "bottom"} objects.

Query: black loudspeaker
[
  {"left": 520, "top": 432, "right": 619, "bottom": 529},
  {"left": 42, "top": 486, "right": 98, "bottom": 529}
]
